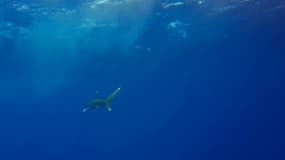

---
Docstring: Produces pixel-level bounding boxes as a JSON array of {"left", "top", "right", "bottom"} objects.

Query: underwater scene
[{"left": 0, "top": 0, "right": 284, "bottom": 159}]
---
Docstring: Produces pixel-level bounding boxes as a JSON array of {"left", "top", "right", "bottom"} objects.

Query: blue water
[{"left": 0, "top": 0, "right": 284, "bottom": 160}]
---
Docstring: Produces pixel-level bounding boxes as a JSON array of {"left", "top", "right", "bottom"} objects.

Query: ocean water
[{"left": 0, "top": 0, "right": 284, "bottom": 160}]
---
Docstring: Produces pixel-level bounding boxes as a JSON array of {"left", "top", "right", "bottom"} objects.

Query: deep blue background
[{"left": 0, "top": 0, "right": 284, "bottom": 160}]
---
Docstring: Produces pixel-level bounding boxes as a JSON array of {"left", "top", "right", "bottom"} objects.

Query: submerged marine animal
[{"left": 82, "top": 87, "right": 121, "bottom": 112}]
